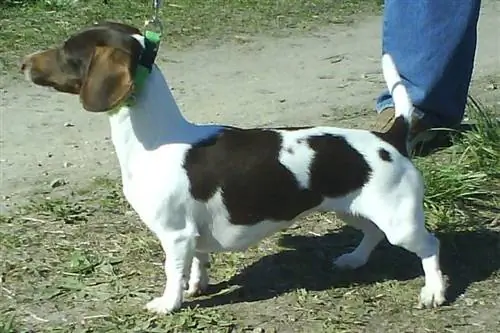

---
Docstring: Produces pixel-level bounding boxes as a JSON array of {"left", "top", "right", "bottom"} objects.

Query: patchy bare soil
[{"left": 0, "top": 1, "right": 499, "bottom": 332}]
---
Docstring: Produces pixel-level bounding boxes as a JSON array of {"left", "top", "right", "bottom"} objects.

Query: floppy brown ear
[{"left": 80, "top": 46, "right": 134, "bottom": 112}]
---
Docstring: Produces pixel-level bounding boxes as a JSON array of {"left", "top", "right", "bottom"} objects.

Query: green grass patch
[
  {"left": 460, "top": 96, "right": 500, "bottom": 175},
  {"left": 0, "top": 0, "right": 383, "bottom": 73},
  {"left": 416, "top": 97, "right": 500, "bottom": 232}
]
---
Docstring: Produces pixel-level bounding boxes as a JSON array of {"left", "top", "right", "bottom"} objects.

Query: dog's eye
[{"left": 59, "top": 49, "right": 87, "bottom": 75}]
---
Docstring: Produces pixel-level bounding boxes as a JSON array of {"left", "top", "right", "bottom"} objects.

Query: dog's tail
[
  {"left": 380, "top": 53, "right": 413, "bottom": 156},
  {"left": 382, "top": 53, "right": 414, "bottom": 124}
]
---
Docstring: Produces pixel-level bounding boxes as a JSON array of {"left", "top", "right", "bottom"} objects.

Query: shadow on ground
[{"left": 186, "top": 226, "right": 500, "bottom": 308}]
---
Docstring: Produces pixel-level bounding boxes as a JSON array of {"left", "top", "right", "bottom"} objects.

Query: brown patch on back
[
  {"left": 184, "top": 128, "right": 322, "bottom": 225},
  {"left": 273, "top": 126, "right": 313, "bottom": 131},
  {"left": 184, "top": 130, "right": 371, "bottom": 226},
  {"left": 378, "top": 148, "right": 392, "bottom": 162}
]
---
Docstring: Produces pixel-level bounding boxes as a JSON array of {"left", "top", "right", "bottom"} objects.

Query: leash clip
[
  {"left": 144, "top": 17, "right": 163, "bottom": 36},
  {"left": 144, "top": 0, "right": 163, "bottom": 36}
]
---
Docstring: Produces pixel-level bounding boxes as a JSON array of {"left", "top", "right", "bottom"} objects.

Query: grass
[
  {"left": 0, "top": 102, "right": 499, "bottom": 332},
  {"left": 0, "top": 0, "right": 382, "bottom": 73},
  {"left": 415, "top": 97, "right": 500, "bottom": 233}
]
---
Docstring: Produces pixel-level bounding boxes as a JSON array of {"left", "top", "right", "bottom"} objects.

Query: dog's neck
[{"left": 107, "top": 65, "right": 222, "bottom": 171}]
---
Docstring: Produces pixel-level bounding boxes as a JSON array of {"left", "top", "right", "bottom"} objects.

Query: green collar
[
  {"left": 130, "top": 30, "right": 161, "bottom": 100},
  {"left": 109, "top": 30, "right": 161, "bottom": 114}
]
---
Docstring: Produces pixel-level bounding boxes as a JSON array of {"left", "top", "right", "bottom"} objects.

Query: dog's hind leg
[
  {"left": 333, "top": 213, "right": 385, "bottom": 269},
  {"left": 185, "top": 251, "right": 210, "bottom": 297},
  {"left": 367, "top": 200, "right": 446, "bottom": 308}
]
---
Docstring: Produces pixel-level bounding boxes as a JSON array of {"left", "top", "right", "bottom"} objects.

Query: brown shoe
[{"left": 373, "top": 107, "right": 439, "bottom": 155}]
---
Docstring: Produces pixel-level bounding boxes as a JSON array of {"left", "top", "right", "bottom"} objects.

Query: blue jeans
[{"left": 376, "top": 0, "right": 482, "bottom": 126}]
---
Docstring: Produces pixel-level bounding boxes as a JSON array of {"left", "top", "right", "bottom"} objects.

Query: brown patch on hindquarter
[
  {"left": 184, "top": 129, "right": 371, "bottom": 225},
  {"left": 372, "top": 116, "right": 409, "bottom": 157},
  {"left": 378, "top": 148, "right": 392, "bottom": 162},
  {"left": 308, "top": 134, "right": 371, "bottom": 197}
]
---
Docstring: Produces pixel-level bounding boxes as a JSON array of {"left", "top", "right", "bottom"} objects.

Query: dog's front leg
[{"left": 146, "top": 227, "right": 196, "bottom": 314}]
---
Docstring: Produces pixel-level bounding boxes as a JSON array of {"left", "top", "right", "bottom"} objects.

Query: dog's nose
[{"left": 20, "top": 56, "right": 30, "bottom": 73}]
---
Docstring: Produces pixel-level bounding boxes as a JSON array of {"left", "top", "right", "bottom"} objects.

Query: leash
[
  {"left": 143, "top": 0, "right": 163, "bottom": 50},
  {"left": 126, "top": 0, "right": 164, "bottom": 106}
]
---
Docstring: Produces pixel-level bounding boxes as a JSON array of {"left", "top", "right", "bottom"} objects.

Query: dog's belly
[
  {"left": 195, "top": 218, "right": 294, "bottom": 253},
  {"left": 191, "top": 190, "right": 326, "bottom": 253}
]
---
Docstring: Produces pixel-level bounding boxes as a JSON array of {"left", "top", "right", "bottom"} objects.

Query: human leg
[{"left": 376, "top": 0, "right": 481, "bottom": 131}]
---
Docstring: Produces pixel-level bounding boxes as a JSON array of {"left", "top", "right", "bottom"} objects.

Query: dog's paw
[
  {"left": 418, "top": 284, "right": 446, "bottom": 308},
  {"left": 145, "top": 296, "right": 181, "bottom": 314},
  {"left": 333, "top": 252, "right": 367, "bottom": 269}
]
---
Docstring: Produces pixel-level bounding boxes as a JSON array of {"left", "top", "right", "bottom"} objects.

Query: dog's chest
[{"left": 119, "top": 145, "right": 191, "bottom": 222}]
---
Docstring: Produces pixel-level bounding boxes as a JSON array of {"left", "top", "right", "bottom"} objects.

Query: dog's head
[{"left": 21, "top": 22, "right": 145, "bottom": 112}]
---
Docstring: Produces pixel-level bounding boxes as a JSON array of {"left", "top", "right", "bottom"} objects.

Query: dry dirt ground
[
  {"left": 0, "top": 2, "right": 499, "bottom": 332},
  {"left": 1, "top": 2, "right": 499, "bottom": 211}
]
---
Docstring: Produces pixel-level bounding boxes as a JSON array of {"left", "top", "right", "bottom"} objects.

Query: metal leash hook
[
  {"left": 153, "top": 0, "right": 161, "bottom": 21},
  {"left": 144, "top": 0, "right": 163, "bottom": 37},
  {"left": 122, "top": 0, "right": 164, "bottom": 107}
]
